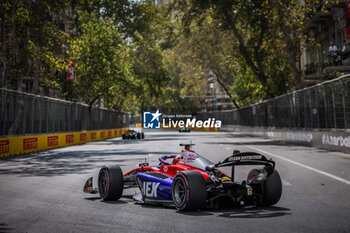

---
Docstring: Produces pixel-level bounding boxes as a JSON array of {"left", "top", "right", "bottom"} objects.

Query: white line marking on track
[
  {"left": 281, "top": 178, "right": 292, "bottom": 186},
  {"left": 245, "top": 144, "right": 350, "bottom": 186}
]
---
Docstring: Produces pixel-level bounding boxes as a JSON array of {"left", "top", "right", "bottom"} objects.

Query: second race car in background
[
  {"left": 122, "top": 130, "right": 145, "bottom": 140},
  {"left": 179, "top": 127, "right": 191, "bottom": 132}
]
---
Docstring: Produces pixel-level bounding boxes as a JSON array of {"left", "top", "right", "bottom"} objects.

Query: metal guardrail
[
  {"left": 0, "top": 88, "right": 129, "bottom": 136},
  {"left": 197, "top": 74, "right": 350, "bottom": 130}
]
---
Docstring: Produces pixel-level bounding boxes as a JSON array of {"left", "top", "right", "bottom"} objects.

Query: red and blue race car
[{"left": 83, "top": 143, "right": 282, "bottom": 211}]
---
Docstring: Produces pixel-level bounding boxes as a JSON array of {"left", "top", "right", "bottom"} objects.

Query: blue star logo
[{"left": 143, "top": 110, "right": 162, "bottom": 129}]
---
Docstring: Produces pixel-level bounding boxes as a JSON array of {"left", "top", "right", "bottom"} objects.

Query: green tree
[
  {"left": 172, "top": 0, "right": 335, "bottom": 102},
  {"left": 69, "top": 11, "right": 134, "bottom": 112},
  {"left": 0, "top": 0, "right": 71, "bottom": 93}
]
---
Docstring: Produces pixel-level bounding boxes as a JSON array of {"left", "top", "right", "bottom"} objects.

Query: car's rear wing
[
  {"left": 206, "top": 150, "right": 275, "bottom": 182},
  {"left": 215, "top": 151, "right": 275, "bottom": 169}
]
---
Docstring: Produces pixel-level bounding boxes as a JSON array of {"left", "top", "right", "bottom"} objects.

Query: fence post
[
  {"left": 46, "top": 100, "right": 49, "bottom": 133},
  {"left": 341, "top": 79, "right": 347, "bottom": 129},
  {"left": 315, "top": 87, "right": 320, "bottom": 128},
  {"left": 1, "top": 89, "right": 6, "bottom": 135},
  {"left": 22, "top": 94, "right": 26, "bottom": 135},
  {"left": 309, "top": 89, "right": 312, "bottom": 128},
  {"left": 323, "top": 85, "right": 328, "bottom": 129},
  {"left": 303, "top": 91, "right": 307, "bottom": 128},
  {"left": 31, "top": 96, "right": 35, "bottom": 134},
  {"left": 331, "top": 83, "right": 337, "bottom": 129},
  {"left": 38, "top": 98, "right": 42, "bottom": 133}
]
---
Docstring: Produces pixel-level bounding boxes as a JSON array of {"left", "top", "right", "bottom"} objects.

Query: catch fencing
[
  {"left": 197, "top": 74, "right": 350, "bottom": 130},
  {"left": 0, "top": 88, "right": 129, "bottom": 136}
]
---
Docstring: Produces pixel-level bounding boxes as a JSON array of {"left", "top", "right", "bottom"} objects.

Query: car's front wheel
[
  {"left": 172, "top": 171, "right": 207, "bottom": 211},
  {"left": 98, "top": 165, "right": 124, "bottom": 201}
]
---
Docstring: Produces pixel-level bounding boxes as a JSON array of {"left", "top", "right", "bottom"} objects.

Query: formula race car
[
  {"left": 83, "top": 143, "right": 282, "bottom": 211},
  {"left": 122, "top": 130, "right": 144, "bottom": 140},
  {"left": 179, "top": 127, "right": 191, "bottom": 132}
]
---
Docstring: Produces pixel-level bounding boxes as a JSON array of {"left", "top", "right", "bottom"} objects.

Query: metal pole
[
  {"left": 22, "top": 94, "right": 27, "bottom": 135},
  {"left": 323, "top": 85, "right": 328, "bottom": 129},
  {"left": 297, "top": 94, "right": 301, "bottom": 128},
  {"left": 315, "top": 87, "right": 320, "bottom": 129},
  {"left": 31, "top": 96, "right": 35, "bottom": 134},
  {"left": 46, "top": 100, "right": 49, "bottom": 133},
  {"left": 309, "top": 89, "right": 312, "bottom": 128},
  {"left": 2, "top": 89, "right": 6, "bottom": 135},
  {"left": 38, "top": 98, "right": 42, "bottom": 133},
  {"left": 341, "top": 79, "right": 347, "bottom": 129},
  {"left": 331, "top": 83, "right": 337, "bottom": 129},
  {"left": 303, "top": 92, "right": 307, "bottom": 128},
  {"left": 0, "top": 56, "right": 5, "bottom": 88}
]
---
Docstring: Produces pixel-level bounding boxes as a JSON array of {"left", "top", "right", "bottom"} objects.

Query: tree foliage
[
  {"left": 171, "top": 0, "right": 339, "bottom": 105},
  {"left": 1, "top": 0, "right": 340, "bottom": 113}
]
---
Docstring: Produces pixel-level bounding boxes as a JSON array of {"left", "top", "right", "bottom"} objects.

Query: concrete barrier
[
  {"left": 221, "top": 125, "right": 350, "bottom": 153},
  {"left": 0, "top": 128, "right": 129, "bottom": 158}
]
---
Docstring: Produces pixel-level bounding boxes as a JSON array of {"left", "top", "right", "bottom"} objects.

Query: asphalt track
[{"left": 0, "top": 130, "right": 350, "bottom": 233}]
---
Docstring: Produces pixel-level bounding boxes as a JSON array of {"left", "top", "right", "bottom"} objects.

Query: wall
[
  {"left": 0, "top": 128, "right": 129, "bottom": 158},
  {"left": 223, "top": 125, "right": 350, "bottom": 153}
]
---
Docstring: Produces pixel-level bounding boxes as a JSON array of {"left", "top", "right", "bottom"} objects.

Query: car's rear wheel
[
  {"left": 122, "top": 134, "right": 126, "bottom": 140},
  {"left": 141, "top": 133, "right": 145, "bottom": 139},
  {"left": 247, "top": 168, "right": 282, "bottom": 206},
  {"left": 172, "top": 171, "right": 207, "bottom": 211},
  {"left": 137, "top": 133, "right": 141, "bottom": 139},
  {"left": 98, "top": 165, "right": 123, "bottom": 201}
]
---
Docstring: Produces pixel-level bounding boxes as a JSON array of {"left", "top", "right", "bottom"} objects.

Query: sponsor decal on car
[
  {"left": 229, "top": 155, "right": 262, "bottom": 161},
  {"left": 142, "top": 182, "right": 160, "bottom": 198},
  {"left": 187, "top": 153, "right": 199, "bottom": 161}
]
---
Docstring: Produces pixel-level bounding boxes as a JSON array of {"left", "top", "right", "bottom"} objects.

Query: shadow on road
[
  {"left": 0, "top": 148, "right": 176, "bottom": 177},
  {"left": 178, "top": 206, "right": 291, "bottom": 219},
  {"left": 0, "top": 223, "right": 14, "bottom": 233},
  {"left": 216, "top": 206, "right": 291, "bottom": 219}
]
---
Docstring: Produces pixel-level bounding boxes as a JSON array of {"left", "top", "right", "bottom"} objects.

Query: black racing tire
[
  {"left": 137, "top": 133, "right": 141, "bottom": 139},
  {"left": 98, "top": 165, "right": 123, "bottom": 201},
  {"left": 122, "top": 134, "right": 126, "bottom": 140},
  {"left": 188, "top": 129, "right": 191, "bottom": 132},
  {"left": 141, "top": 133, "right": 144, "bottom": 139},
  {"left": 247, "top": 168, "right": 282, "bottom": 206},
  {"left": 172, "top": 171, "right": 207, "bottom": 211}
]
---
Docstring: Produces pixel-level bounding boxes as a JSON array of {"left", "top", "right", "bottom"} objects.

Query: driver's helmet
[{"left": 172, "top": 156, "right": 181, "bottom": 165}]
